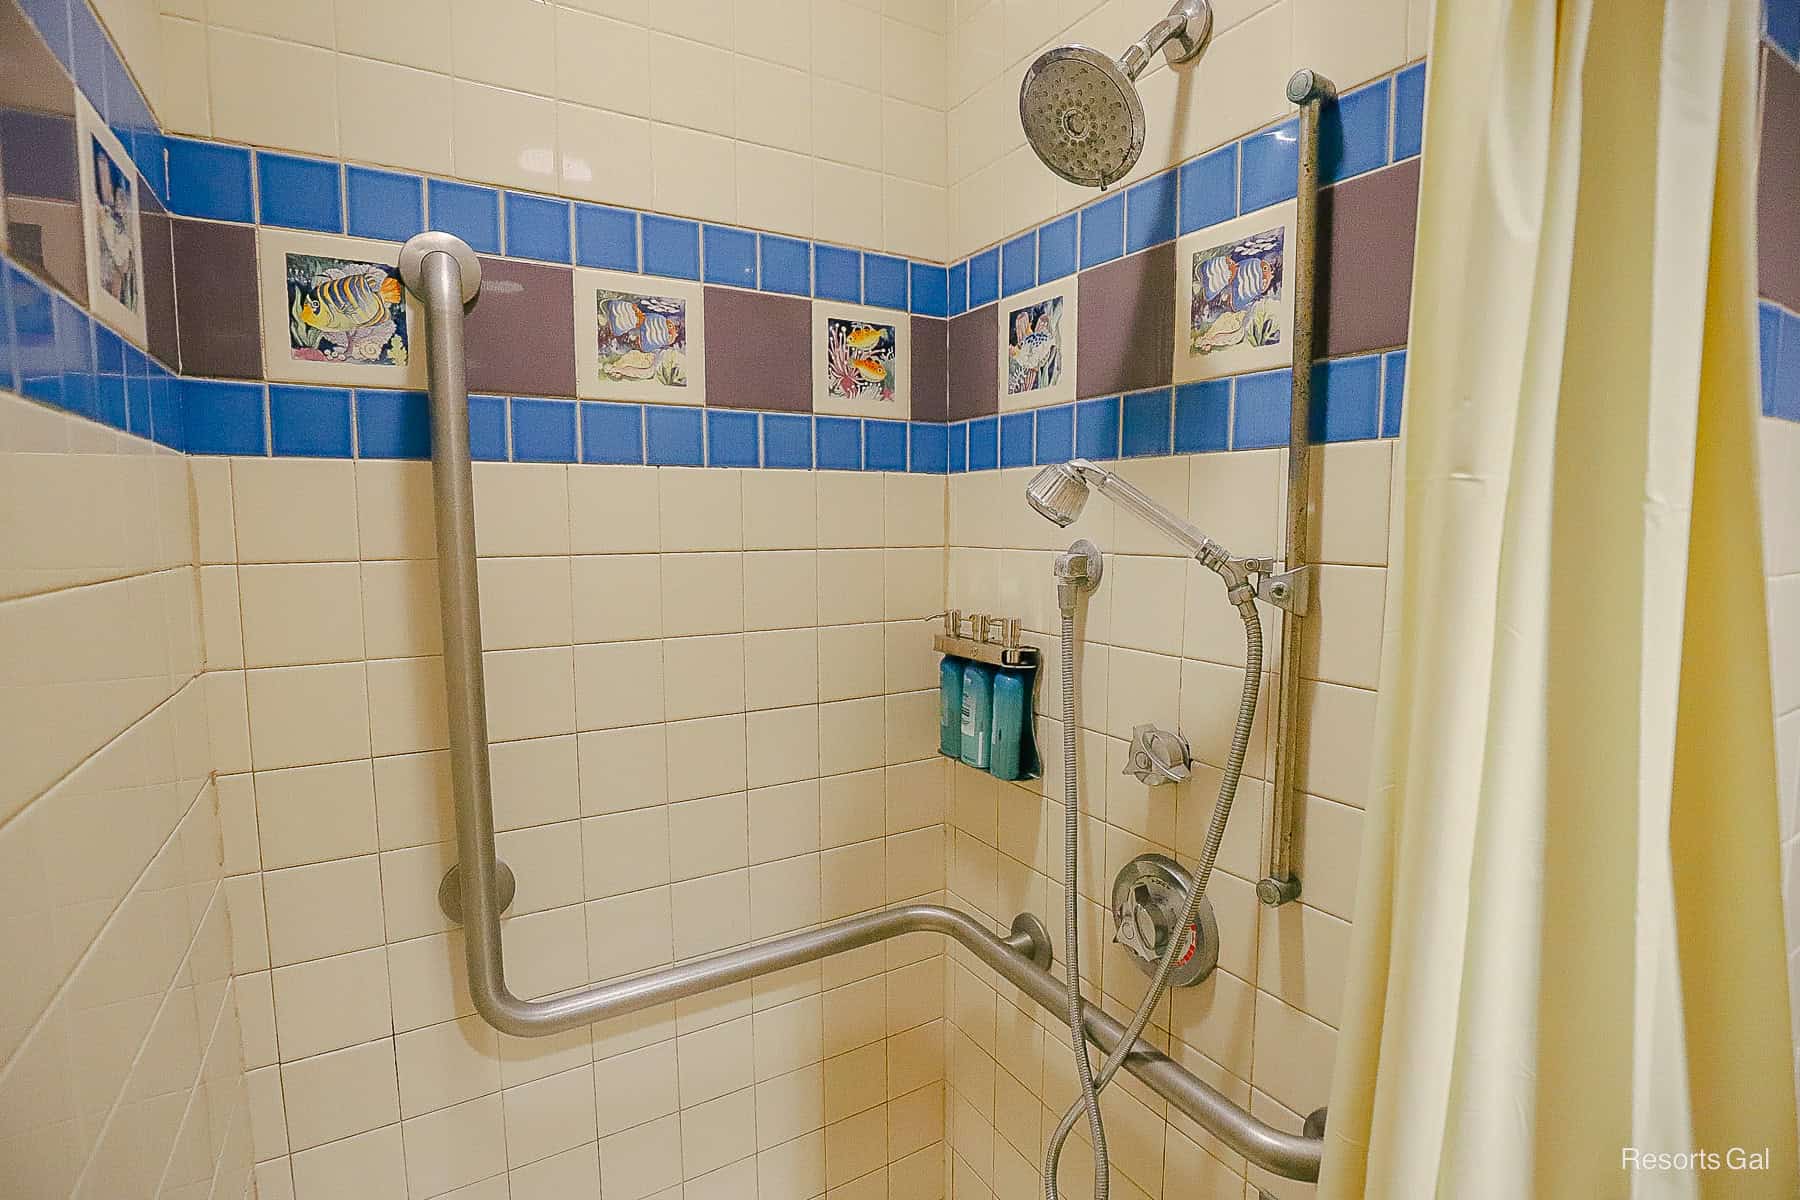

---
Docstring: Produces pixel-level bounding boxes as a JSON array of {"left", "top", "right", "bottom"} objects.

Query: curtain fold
[{"left": 1318, "top": 0, "right": 1799, "bottom": 1195}]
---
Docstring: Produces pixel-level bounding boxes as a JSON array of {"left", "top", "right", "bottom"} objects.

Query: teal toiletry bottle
[
  {"left": 959, "top": 660, "right": 995, "bottom": 769},
  {"left": 989, "top": 668, "right": 1030, "bottom": 782},
  {"left": 939, "top": 657, "right": 965, "bottom": 757}
]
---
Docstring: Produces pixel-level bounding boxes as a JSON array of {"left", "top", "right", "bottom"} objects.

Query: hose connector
[{"left": 1053, "top": 539, "right": 1105, "bottom": 616}]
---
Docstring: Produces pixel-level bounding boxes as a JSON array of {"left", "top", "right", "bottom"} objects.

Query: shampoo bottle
[
  {"left": 939, "top": 657, "right": 965, "bottom": 757},
  {"left": 988, "top": 668, "right": 1031, "bottom": 782},
  {"left": 959, "top": 660, "right": 995, "bottom": 769}
]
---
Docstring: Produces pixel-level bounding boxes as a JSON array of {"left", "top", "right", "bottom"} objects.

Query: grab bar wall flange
[{"left": 399, "top": 232, "right": 1326, "bottom": 1185}]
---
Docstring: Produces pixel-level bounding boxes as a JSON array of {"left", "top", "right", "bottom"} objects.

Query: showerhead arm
[{"left": 1119, "top": 1, "right": 1213, "bottom": 79}]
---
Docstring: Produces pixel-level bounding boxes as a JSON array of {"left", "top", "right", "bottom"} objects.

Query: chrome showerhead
[
  {"left": 1026, "top": 462, "right": 1090, "bottom": 526},
  {"left": 1019, "top": 0, "right": 1213, "bottom": 190},
  {"left": 1019, "top": 47, "right": 1146, "bottom": 190}
]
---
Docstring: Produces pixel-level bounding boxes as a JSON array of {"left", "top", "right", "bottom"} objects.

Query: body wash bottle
[
  {"left": 959, "top": 660, "right": 995, "bottom": 769},
  {"left": 939, "top": 656, "right": 965, "bottom": 757},
  {"left": 988, "top": 667, "right": 1031, "bottom": 782}
]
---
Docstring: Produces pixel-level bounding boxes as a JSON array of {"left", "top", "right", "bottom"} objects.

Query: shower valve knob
[{"left": 1124, "top": 724, "right": 1191, "bottom": 786}]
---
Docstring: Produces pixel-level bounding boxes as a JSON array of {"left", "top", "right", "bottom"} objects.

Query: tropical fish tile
[
  {"left": 827, "top": 317, "right": 896, "bottom": 406},
  {"left": 813, "top": 301, "right": 910, "bottom": 419},
  {"left": 77, "top": 94, "right": 146, "bottom": 346},
  {"left": 573, "top": 268, "right": 706, "bottom": 403},
  {"left": 286, "top": 254, "right": 409, "bottom": 367},
  {"left": 1172, "top": 201, "right": 1297, "bottom": 383},
  {"left": 597, "top": 289, "right": 688, "bottom": 387},
  {"left": 258, "top": 229, "right": 426, "bottom": 387},
  {"left": 90, "top": 135, "right": 138, "bottom": 314},
  {"left": 1007, "top": 296, "right": 1064, "bottom": 396},
  {"left": 1189, "top": 227, "right": 1283, "bottom": 355}
]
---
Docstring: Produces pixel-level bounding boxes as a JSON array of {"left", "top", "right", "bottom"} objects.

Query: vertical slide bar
[{"left": 1260, "top": 71, "right": 1335, "bottom": 908}]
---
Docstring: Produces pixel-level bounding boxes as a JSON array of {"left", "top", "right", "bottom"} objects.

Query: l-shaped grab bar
[{"left": 398, "top": 233, "right": 1325, "bottom": 1184}]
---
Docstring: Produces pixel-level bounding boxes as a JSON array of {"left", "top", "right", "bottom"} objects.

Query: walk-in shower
[
  {"left": 396, "top": 232, "right": 1327, "bottom": 1184},
  {"left": 1018, "top": 0, "right": 1214, "bottom": 188},
  {"left": 1028, "top": 460, "right": 1267, "bottom": 1200}
]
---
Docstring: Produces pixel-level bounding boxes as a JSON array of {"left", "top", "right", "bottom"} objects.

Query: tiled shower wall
[
  {"left": 0, "top": 392, "right": 253, "bottom": 1198},
  {"left": 192, "top": 457, "right": 959, "bottom": 1200},
  {"left": 4, "top": 5, "right": 1800, "bottom": 1200},
  {"left": 936, "top": 443, "right": 1390, "bottom": 1200},
  {"left": 97, "top": 0, "right": 956, "bottom": 260},
  {"left": 945, "top": 0, "right": 1435, "bottom": 258}
]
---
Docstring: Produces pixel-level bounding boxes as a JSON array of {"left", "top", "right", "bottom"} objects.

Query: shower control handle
[{"left": 1124, "top": 724, "right": 1191, "bottom": 786}]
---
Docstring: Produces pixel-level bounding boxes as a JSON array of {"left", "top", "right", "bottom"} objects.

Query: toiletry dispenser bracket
[{"left": 932, "top": 609, "right": 1041, "bottom": 669}]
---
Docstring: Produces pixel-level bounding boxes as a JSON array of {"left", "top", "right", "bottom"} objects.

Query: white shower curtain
[{"left": 1319, "top": 0, "right": 1799, "bottom": 1196}]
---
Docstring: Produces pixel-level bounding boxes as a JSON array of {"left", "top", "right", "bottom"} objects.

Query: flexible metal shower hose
[
  {"left": 1053, "top": 609, "right": 1109, "bottom": 1197},
  {"left": 1046, "top": 595, "right": 1265, "bottom": 1200}
]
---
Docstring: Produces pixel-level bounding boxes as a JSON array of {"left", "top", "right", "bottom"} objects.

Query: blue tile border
[
  {"left": 1174, "top": 381, "right": 1230, "bottom": 453},
  {"left": 909, "top": 422, "right": 948, "bottom": 473},
  {"left": 505, "top": 193, "right": 573, "bottom": 264},
  {"left": 1034, "top": 403, "right": 1074, "bottom": 464},
  {"left": 429, "top": 180, "right": 502, "bottom": 254},
  {"left": 582, "top": 401, "right": 644, "bottom": 464},
  {"left": 1080, "top": 194, "right": 1125, "bottom": 269},
  {"left": 763, "top": 413, "right": 814, "bottom": 468},
  {"left": 576, "top": 205, "right": 639, "bottom": 272},
  {"left": 356, "top": 390, "right": 431, "bottom": 459},
  {"left": 1074, "top": 397, "right": 1120, "bottom": 461},
  {"left": 1126, "top": 171, "right": 1178, "bottom": 255},
  {"left": 168, "top": 139, "right": 254, "bottom": 223},
  {"left": 347, "top": 168, "right": 425, "bottom": 242},
  {"left": 645, "top": 404, "right": 704, "bottom": 465},
  {"left": 968, "top": 249, "right": 999, "bottom": 309},
  {"left": 269, "top": 385, "right": 352, "bottom": 457},
  {"left": 511, "top": 396, "right": 579, "bottom": 461},
  {"left": 706, "top": 408, "right": 760, "bottom": 466},
  {"left": 865, "top": 255, "right": 909, "bottom": 311},
  {"left": 816, "top": 416, "right": 863, "bottom": 470},
  {"left": 469, "top": 395, "right": 509, "bottom": 461},
  {"left": 761, "top": 237, "right": 812, "bottom": 298},
  {"left": 184, "top": 379, "right": 266, "bottom": 456},
  {"left": 866, "top": 419, "right": 907, "bottom": 471},
  {"left": 815, "top": 246, "right": 863, "bottom": 304},
  {"left": 1038, "top": 216, "right": 1078, "bottom": 284},
  {"left": 256, "top": 152, "right": 344, "bottom": 233},
  {"left": 704, "top": 226, "right": 758, "bottom": 289},
  {"left": 1002, "top": 233, "right": 1036, "bottom": 298},
  {"left": 1121, "top": 389, "right": 1173, "bottom": 457}
]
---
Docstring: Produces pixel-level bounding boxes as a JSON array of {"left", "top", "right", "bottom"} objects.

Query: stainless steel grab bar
[{"left": 398, "top": 232, "right": 1326, "bottom": 1185}]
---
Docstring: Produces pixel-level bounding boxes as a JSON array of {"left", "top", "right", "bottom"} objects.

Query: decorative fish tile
[
  {"left": 76, "top": 93, "right": 146, "bottom": 347},
  {"left": 572, "top": 267, "right": 706, "bottom": 404},
  {"left": 257, "top": 228, "right": 426, "bottom": 388},
  {"left": 1171, "top": 200, "right": 1297, "bottom": 384},
  {"left": 998, "top": 278, "right": 1077, "bottom": 411},
  {"left": 812, "top": 300, "right": 911, "bottom": 420}
]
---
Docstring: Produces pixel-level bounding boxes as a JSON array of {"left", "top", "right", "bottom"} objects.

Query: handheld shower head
[
  {"left": 1025, "top": 461, "right": 1089, "bottom": 527},
  {"left": 1019, "top": 0, "right": 1213, "bottom": 189},
  {"left": 1027, "top": 459, "right": 1241, "bottom": 580}
]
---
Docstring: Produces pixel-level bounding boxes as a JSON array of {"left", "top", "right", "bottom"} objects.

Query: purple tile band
[
  {"left": 704, "top": 286, "right": 812, "bottom": 412},
  {"left": 1319, "top": 158, "right": 1420, "bottom": 357}
]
